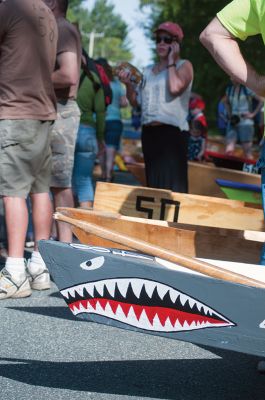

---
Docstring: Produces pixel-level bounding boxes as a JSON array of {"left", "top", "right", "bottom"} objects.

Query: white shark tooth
[
  {"left": 95, "top": 300, "right": 105, "bottom": 314},
  {"left": 144, "top": 281, "right": 156, "bottom": 298},
  {"left": 183, "top": 321, "right": 190, "bottom": 330},
  {"left": 153, "top": 313, "right": 162, "bottom": 330},
  {"left": 130, "top": 280, "right": 143, "bottom": 298},
  {"left": 169, "top": 289, "right": 179, "bottom": 303},
  {"left": 105, "top": 301, "right": 114, "bottom": 317},
  {"left": 174, "top": 319, "right": 183, "bottom": 330},
  {"left": 60, "top": 289, "right": 69, "bottom": 299},
  {"left": 115, "top": 304, "right": 126, "bottom": 320},
  {"left": 79, "top": 303, "right": 87, "bottom": 313},
  {"left": 189, "top": 321, "right": 197, "bottom": 329},
  {"left": 188, "top": 298, "right": 196, "bottom": 309},
  {"left": 72, "top": 305, "right": 79, "bottom": 314},
  {"left": 68, "top": 287, "right": 76, "bottom": 298},
  {"left": 75, "top": 285, "right": 85, "bottom": 297},
  {"left": 127, "top": 305, "right": 138, "bottom": 324},
  {"left": 138, "top": 309, "right": 151, "bottom": 328},
  {"left": 94, "top": 281, "right": 105, "bottom": 297},
  {"left": 164, "top": 317, "right": 173, "bottom": 331},
  {"left": 84, "top": 283, "right": 94, "bottom": 297},
  {"left": 156, "top": 283, "right": 169, "bottom": 300},
  {"left": 179, "top": 294, "right": 188, "bottom": 306},
  {"left": 105, "top": 280, "right": 116, "bottom": 297},
  {"left": 117, "top": 280, "right": 130, "bottom": 298}
]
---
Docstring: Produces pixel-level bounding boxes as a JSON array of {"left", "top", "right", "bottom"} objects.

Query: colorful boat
[
  {"left": 216, "top": 179, "right": 262, "bottom": 205},
  {"left": 39, "top": 239, "right": 265, "bottom": 358}
]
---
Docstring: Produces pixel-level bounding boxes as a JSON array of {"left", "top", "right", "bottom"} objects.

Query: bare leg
[
  {"left": 225, "top": 140, "right": 236, "bottom": 155},
  {"left": 98, "top": 150, "right": 106, "bottom": 180},
  {"left": 30, "top": 192, "right": 53, "bottom": 251},
  {"left": 79, "top": 201, "right": 93, "bottom": 209},
  {"left": 51, "top": 187, "right": 74, "bottom": 242},
  {"left": 3, "top": 197, "right": 28, "bottom": 257},
  {"left": 106, "top": 146, "right": 116, "bottom": 181},
  {"left": 242, "top": 141, "right": 253, "bottom": 159}
]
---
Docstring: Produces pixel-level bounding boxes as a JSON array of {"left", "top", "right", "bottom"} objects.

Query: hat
[
  {"left": 189, "top": 98, "right": 205, "bottom": 111},
  {"left": 154, "top": 22, "right": 184, "bottom": 42}
]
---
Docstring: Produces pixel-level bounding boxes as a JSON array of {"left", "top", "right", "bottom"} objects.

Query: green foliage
[
  {"left": 68, "top": 0, "right": 132, "bottom": 63},
  {"left": 140, "top": 0, "right": 265, "bottom": 123}
]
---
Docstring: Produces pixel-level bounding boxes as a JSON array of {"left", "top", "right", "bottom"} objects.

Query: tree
[
  {"left": 68, "top": 0, "right": 132, "bottom": 63},
  {"left": 140, "top": 0, "right": 264, "bottom": 123}
]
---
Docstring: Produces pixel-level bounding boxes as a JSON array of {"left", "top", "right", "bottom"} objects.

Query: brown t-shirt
[
  {"left": 55, "top": 17, "right": 81, "bottom": 101},
  {"left": 0, "top": 0, "right": 58, "bottom": 120}
]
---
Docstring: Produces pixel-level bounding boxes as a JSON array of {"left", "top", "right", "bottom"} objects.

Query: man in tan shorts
[
  {"left": 44, "top": 0, "right": 81, "bottom": 243},
  {"left": 0, "top": 0, "right": 58, "bottom": 299}
]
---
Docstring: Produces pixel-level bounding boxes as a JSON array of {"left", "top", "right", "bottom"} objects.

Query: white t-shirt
[{"left": 137, "top": 60, "right": 192, "bottom": 131}]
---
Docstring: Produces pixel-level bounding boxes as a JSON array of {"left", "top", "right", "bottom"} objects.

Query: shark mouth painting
[{"left": 61, "top": 278, "right": 235, "bottom": 332}]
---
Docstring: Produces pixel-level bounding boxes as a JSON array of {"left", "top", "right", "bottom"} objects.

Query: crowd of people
[{"left": 1, "top": 0, "right": 265, "bottom": 302}]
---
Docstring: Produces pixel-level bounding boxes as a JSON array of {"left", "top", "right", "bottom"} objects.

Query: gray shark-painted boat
[{"left": 39, "top": 240, "right": 265, "bottom": 358}]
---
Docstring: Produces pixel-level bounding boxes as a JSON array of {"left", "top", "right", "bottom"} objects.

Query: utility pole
[{"left": 88, "top": 31, "right": 104, "bottom": 58}]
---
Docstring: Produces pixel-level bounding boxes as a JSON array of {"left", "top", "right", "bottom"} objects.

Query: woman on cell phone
[{"left": 118, "top": 22, "right": 193, "bottom": 192}]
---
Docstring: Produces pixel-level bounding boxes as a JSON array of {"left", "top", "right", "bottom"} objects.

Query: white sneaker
[
  {"left": 0, "top": 268, "right": 32, "bottom": 299},
  {"left": 27, "top": 266, "right": 51, "bottom": 291}
]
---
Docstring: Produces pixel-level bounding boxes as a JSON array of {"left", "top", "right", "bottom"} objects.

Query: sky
[{"left": 84, "top": 0, "right": 153, "bottom": 68}]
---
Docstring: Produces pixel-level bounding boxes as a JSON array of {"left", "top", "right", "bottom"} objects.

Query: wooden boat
[
  {"left": 126, "top": 161, "right": 261, "bottom": 199},
  {"left": 56, "top": 207, "right": 265, "bottom": 264},
  {"left": 216, "top": 179, "right": 262, "bottom": 205},
  {"left": 205, "top": 150, "right": 257, "bottom": 171},
  {"left": 93, "top": 182, "right": 265, "bottom": 231},
  {"left": 39, "top": 238, "right": 265, "bottom": 358}
]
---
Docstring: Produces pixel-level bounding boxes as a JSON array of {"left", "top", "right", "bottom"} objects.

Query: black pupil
[{"left": 86, "top": 261, "right": 92, "bottom": 267}]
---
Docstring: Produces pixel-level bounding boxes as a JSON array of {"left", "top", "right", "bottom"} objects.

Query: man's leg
[
  {"left": 241, "top": 141, "right": 253, "bottom": 159},
  {"left": 51, "top": 187, "right": 74, "bottom": 242},
  {"left": 26, "top": 192, "right": 53, "bottom": 290},
  {"left": 4, "top": 196, "right": 28, "bottom": 257},
  {"left": 0, "top": 196, "right": 32, "bottom": 299}
]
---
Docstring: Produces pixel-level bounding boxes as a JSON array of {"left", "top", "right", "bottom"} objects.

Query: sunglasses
[{"left": 155, "top": 35, "right": 174, "bottom": 44}]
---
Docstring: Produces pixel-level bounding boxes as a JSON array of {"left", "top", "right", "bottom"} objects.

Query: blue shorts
[
  {"left": 105, "top": 120, "right": 123, "bottom": 150},
  {"left": 226, "top": 123, "right": 254, "bottom": 144}
]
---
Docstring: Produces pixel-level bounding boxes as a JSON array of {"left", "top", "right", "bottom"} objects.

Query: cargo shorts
[
  {"left": 0, "top": 119, "right": 52, "bottom": 198},
  {"left": 50, "top": 100, "right": 80, "bottom": 188}
]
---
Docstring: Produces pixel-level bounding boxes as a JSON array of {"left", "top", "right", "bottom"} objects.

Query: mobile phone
[{"left": 167, "top": 46, "right": 172, "bottom": 56}]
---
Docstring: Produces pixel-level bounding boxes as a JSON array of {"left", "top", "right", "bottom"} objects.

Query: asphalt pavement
[{"left": 1, "top": 282, "right": 265, "bottom": 400}]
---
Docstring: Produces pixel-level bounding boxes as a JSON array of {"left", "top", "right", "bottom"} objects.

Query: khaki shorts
[
  {"left": 0, "top": 120, "right": 52, "bottom": 198},
  {"left": 50, "top": 100, "right": 80, "bottom": 188}
]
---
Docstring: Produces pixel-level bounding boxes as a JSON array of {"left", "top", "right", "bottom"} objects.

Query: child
[{"left": 188, "top": 120, "right": 206, "bottom": 161}]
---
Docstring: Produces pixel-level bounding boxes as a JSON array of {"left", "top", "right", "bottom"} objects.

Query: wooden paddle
[{"left": 54, "top": 212, "right": 265, "bottom": 289}]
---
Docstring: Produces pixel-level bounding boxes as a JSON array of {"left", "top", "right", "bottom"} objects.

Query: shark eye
[{"left": 80, "top": 256, "right": 105, "bottom": 271}]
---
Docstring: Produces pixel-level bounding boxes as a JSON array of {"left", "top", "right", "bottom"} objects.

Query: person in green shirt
[
  {"left": 200, "top": 0, "right": 265, "bottom": 266},
  {"left": 72, "top": 61, "right": 106, "bottom": 209},
  {"left": 200, "top": 2, "right": 265, "bottom": 373}
]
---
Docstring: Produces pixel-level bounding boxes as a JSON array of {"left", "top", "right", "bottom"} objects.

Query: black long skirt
[{"left": 141, "top": 124, "right": 189, "bottom": 193}]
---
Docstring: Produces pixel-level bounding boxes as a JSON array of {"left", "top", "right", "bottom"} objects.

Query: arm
[
  {"left": 94, "top": 87, "right": 106, "bottom": 144},
  {"left": 117, "top": 70, "right": 139, "bottom": 107},
  {"left": 200, "top": 17, "right": 265, "bottom": 96},
  {"left": 52, "top": 51, "right": 79, "bottom": 89},
  {"left": 197, "top": 138, "right": 206, "bottom": 161},
  {"left": 120, "top": 95, "right": 129, "bottom": 108},
  {"left": 167, "top": 41, "right": 193, "bottom": 96}
]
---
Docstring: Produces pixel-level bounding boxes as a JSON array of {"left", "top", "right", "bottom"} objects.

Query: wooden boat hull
[
  {"left": 126, "top": 161, "right": 261, "bottom": 199},
  {"left": 93, "top": 182, "right": 265, "bottom": 231},
  {"left": 57, "top": 207, "right": 264, "bottom": 264},
  {"left": 39, "top": 240, "right": 265, "bottom": 358}
]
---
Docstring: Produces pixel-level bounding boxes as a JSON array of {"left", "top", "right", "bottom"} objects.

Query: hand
[
  {"left": 167, "top": 41, "right": 181, "bottom": 64},
  {"left": 241, "top": 112, "right": 254, "bottom": 119},
  {"left": 117, "top": 69, "right": 133, "bottom": 85}
]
